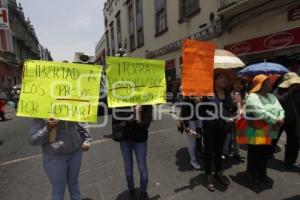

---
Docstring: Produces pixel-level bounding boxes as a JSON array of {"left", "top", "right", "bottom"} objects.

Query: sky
[{"left": 17, "top": 0, "right": 106, "bottom": 62}]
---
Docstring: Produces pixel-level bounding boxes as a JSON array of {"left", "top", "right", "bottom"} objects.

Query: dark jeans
[
  {"left": 285, "top": 123, "right": 300, "bottom": 166},
  {"left": 247, "top": 145, "right": 270, "bottom": 177},
  {"left": 120, "top": 142, "right": 148, "bottom": 193},
  {"left": 271, "top": 126, "right": 284, "bottom": 153},
  {"left": 203, "top": 125, "right": 227, "bottom": 174}
]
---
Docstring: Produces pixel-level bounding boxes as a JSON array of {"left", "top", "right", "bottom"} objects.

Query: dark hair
[
  {"left": 231, "top": 78, "right": 246, "bottom": 98},
  {"left": 214, "top": 72, "right": 227, "bottom": 81}
]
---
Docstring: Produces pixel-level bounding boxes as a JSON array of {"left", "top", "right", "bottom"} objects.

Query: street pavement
[{"left": 0, "top": 104, "right": 300, "bottom": 200}]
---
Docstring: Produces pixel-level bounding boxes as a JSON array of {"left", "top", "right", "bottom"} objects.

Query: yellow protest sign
[
  {"left": 106, "top": 56, "right": 166, "bottom": 108},
  {"left": 17, "top": 60, "right": 102, "bottom": 123}
]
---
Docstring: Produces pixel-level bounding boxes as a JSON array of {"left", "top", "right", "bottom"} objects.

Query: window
[
  {"left": 136, "top": 0, "right": 144, "bottom": 47},
  {"left": 128, "top": 3, "right": 136, "bottom": 51},
  {"left": 105, "top": 17, "right": 108, "bottom": 28},
  {"left": 105, "top": 31, "right": 110, "bottom": 56},
  {"left": 116, "top": 12, "right": 122, "bottom": 49},
  {"left": 179, "top": 0, "right": 200, "bottom": 21},
  {"left": 155, "top": 0, "right": 168, "bottom": 36},
  {"left": 110, "top": 22, "right": 115, "bottom": 55}
]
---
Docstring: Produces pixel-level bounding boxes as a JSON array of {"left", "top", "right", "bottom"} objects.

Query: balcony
[{"left": 218, "top": 0, "right": 243, "bottom": 11}]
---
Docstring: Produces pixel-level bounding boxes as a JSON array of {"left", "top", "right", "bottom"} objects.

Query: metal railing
[{"left": 218, "top": 0, "right": 244, "bottom": 11}]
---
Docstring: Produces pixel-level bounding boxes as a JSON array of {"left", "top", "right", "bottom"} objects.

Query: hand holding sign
[
  {"left": 46, "top": 118, "right": 59, "bottom": 143},
  {"left": 46, "top": 118, "right": 59, "bottom": 130}
]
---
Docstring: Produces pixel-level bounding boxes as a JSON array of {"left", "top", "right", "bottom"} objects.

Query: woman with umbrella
[{"left": 244, "top": 74, "right": 284, "bottom": 184}]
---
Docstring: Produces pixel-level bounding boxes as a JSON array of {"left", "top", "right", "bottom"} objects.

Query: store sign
[
  {"left": 0, "top": 8, "right": 9, "bottom": 30},
  {"left": 264, "top": 32, "right": 294, "bottom": 48},
  {"left": 146, "top": 24, "right": 222, "bottom": 59},
  {"left": 229, "top": 42, "right": 251, "bottom": 55},
  {"left": 288, "top": 5, "right": 300, "bottom": 21},
  {"left": 225, "top": 27, "right": 300, "bottom": 56}
]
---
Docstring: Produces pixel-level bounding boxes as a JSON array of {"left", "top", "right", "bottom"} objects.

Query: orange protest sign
[{"left": 181, "top": 39, "right": 216, "bottom": 97}]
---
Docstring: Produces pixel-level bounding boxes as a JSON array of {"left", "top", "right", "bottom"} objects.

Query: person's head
[
  {"left": 214, "top": 73, "right": 228, "bottom": 89},
  {"left": 233, "top": 78, "right": 245, "bottom": 92},
  {"left": 260, "top": 79, "right": 273, "bottom": 93},
  {"left": 250, "top": 74, "right": 272, "bottom": 94},
  {"left": 278, "top": 72, "right": 300, "bottom": 89}
]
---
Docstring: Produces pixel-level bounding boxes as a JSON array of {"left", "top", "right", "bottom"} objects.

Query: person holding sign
[
  {"left": 112, "top": 105, "right": 152, "bottom": 200},
  {"left": 200, "top": 70, "right": 236, "bottom": 192},
  {"left": 28, "top": 118, "right": 91, "bottom": 200}
]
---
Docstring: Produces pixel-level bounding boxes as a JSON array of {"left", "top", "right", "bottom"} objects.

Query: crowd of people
[
  {"left": 178, "top": 71, "right": 300, "bottom": 192},
  {"left": 26, "top": 70, "right": 300, "bottom": 200}
]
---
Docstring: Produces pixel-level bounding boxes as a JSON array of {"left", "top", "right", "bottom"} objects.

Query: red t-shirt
[{"left": 0, "top": 100, "right": 6, "bottom": 112}]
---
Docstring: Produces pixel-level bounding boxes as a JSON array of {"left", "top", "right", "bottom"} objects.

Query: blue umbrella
[{"left": 238, "top": 62, "right": 289, "bottom": 76}]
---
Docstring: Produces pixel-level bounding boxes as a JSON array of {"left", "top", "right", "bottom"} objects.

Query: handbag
[{"left": 235, "top": 116, "right": 272, "bottom": 145}]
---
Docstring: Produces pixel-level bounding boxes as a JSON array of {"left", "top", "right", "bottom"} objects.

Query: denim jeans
[
  {"left": 120, "top": 142, "right": 148, "bottom": 193},
  {"left": 43, "top": 150, "right": 82, "bottom": 200}
]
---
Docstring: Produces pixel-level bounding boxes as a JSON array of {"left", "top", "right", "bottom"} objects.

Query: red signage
[
  {"left": 225, "top": 27, "right": 300, "bottom": 56},
  {"left": 0, "top": 8, "right": 9, "bottom": 30}
]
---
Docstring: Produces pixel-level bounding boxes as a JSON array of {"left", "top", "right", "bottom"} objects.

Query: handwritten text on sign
[
  {"left": 106, "top": 57, "right": 166, "bottom": 108},
  {"left": 17, "top": 60, "right": 102, "bottom": 123},
  {"left": 182, "top": 39, "right": 216, "bottom": 97}
]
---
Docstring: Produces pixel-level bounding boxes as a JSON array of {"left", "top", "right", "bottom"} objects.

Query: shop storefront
[
  {"left": 0, "top": 61, "right": 18, "bottom": 90},
  {"left": 224, "top": 27, "right": 300, "bottom": 74}
]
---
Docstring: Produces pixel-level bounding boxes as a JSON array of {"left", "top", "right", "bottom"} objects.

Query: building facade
[
  {"left": 39, "top": 44, "right": 53, "bottom": 61},
  {"left": 95, "top": 34, "right": 106, "bottom": 65},
  {"left": 97, "top": 0, "right": 300, "bottom": 82},
  {"left": 0, "top": 0, "right": 51, "bottom": 91},
  {"left": 216, "top": 0, "right": 300, "bottom": 74}
]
